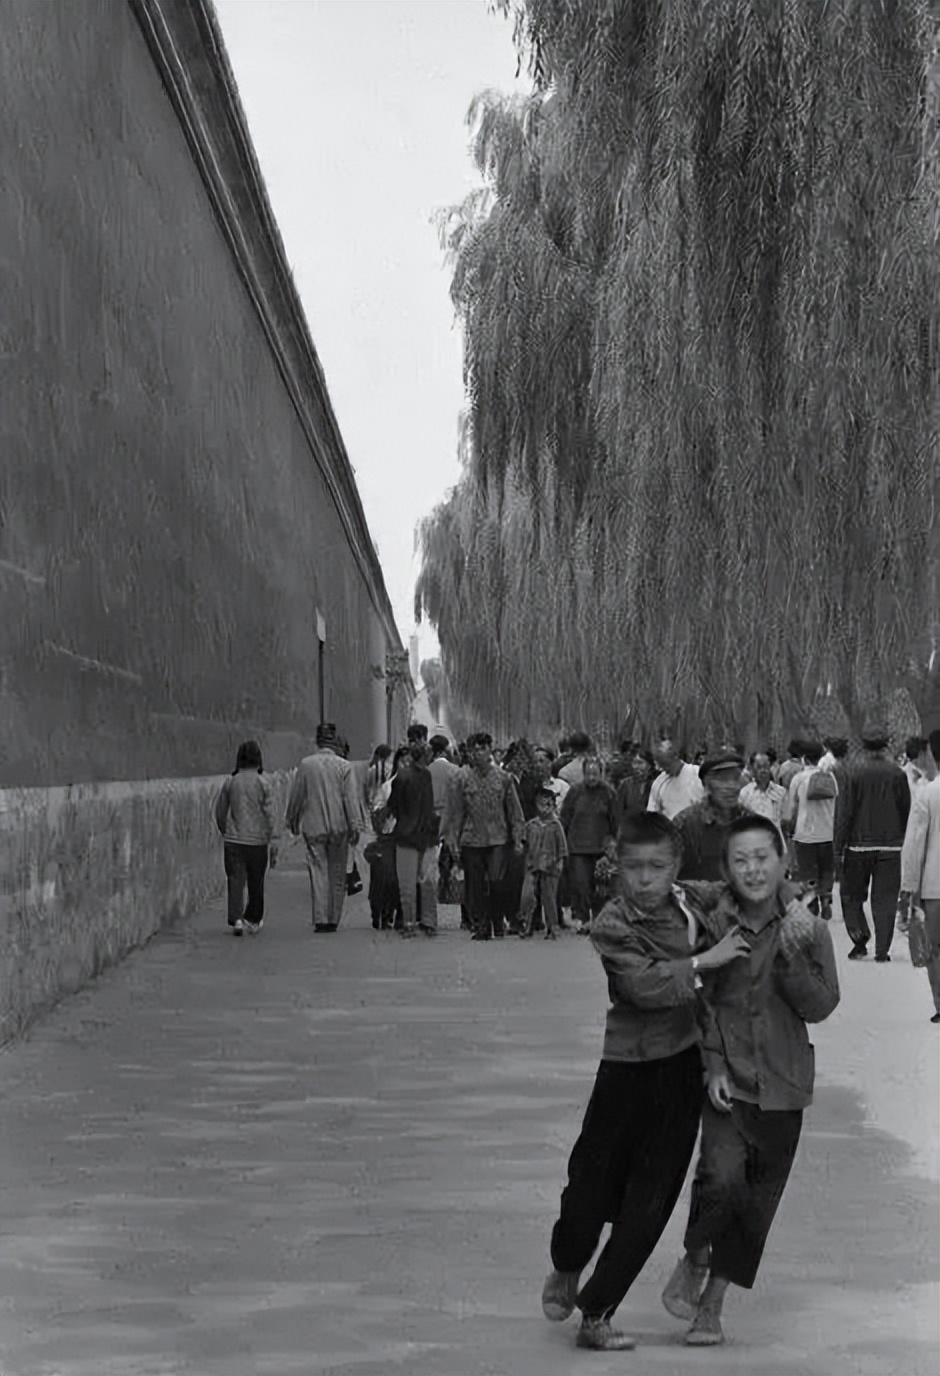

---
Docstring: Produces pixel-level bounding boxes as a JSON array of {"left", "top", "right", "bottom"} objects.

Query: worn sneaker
[
  {"left": 233, "top": 919, "right": 244, "bottom": 937},
  {"left": 575, "top": 1317, "right": 636, "bottom": 1351},
  {"left": 541, "top": 1269, "right": 580, "bottom": 1321},
  {"left": 662, "top": 1255, "right": 708, "bottom": 1321},
  {"left": 246, "top": 921, "right": 262, "bottom": 935},
  {"left": 847, "top": 942, "right": 868, "bottom": 960},
  {"left": 685, "top": 1303, "right": 724, "bottom": 1346}
]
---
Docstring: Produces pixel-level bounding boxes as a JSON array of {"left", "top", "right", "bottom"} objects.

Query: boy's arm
[
  {"left": 214, "top": 778, "right": 231, "bottom": 835},
  {"left": 774, "top": 904, "right": 841, "bottom": 1023}
]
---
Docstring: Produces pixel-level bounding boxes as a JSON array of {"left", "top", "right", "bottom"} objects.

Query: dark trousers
[
  {"left": 461, "top": 845, "right": 509, "bottom": 938},
  {"left": 550, "top": 1049, "right": 703, "bottom": 1320},
  {"left": 568, "top": 852, "right": 603, "bottom": 927},
  {"left": 840, "top": 848, "right": 902, "bottom": 957},
  {"left": 223, "top": 842, "right": 268, "bottom": 926},
  {"left": 683, "top": 1099, "right": 803, "bottom": 1289},
  {"left": 794, "top": 840, "right": 834, "bottom": 909}
]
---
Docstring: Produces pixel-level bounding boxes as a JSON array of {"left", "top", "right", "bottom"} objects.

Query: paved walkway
[{"left": 2, "top": 849, "right": 938, "bottom": 1376}]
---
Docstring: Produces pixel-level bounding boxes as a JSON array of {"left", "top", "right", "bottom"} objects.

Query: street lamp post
[{"left": 384, "top": 649, "right": 411, "bottom": 745}]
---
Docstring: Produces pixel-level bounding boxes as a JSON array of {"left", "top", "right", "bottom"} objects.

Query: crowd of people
[
  {"left": 211, "top": 714, "right": 938, "bottom": 1352},
  {"left": 213, "top": 719, "right": 939, "bottom": 1023}
]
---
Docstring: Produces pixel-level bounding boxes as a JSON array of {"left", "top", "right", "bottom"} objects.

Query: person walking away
[
  {"left": 215, "top": 740, "right": 278, "bottom": 936},
  {"left": 902, "top": 735, "right": 935, "bottom": 796},
  {"left": 520, "top": 788, "right": 568, "bottom": 939},
  {"left": 661, "top": 815, "right": 840, "bottom": 1346},
  {"left": 388, "top": 741, "right": 438, "bottom": 937},
  {"left": 541, "top": 813, "right": 750, "bottom": 1351},
  {"left": 775, "top": 739, "right": 807, "bottom": 792},
  {"left": 675, "top": 752, "right": 747, "bottom": 882},
  {"left": 898, "top": 729, "right": 940, "bottom": 1022},
  {"left": 835, "top": 719, "right": 911, "bottom": 961},
  {"left": 647, "top": 739, "right": 705, "bottom": 820},
  {"left": 443, "top": 731, "right": 525, "bottom": 940},
  {"left": 739, "top": 752, "right": 786, "bottom": 828},
  {"left": 558, "top": 731, "right": 594, "bottom": 787},
  {"left": 560, "top": 756, "right": 619, "bottom": 934},
  {"left": 286, "top": 723, "right": 363, "bottom": 932},
  {"left": 782, "top": 740, "right": 837, "bottom": 921}
]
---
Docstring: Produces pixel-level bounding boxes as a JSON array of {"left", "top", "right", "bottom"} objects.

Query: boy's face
[
  {"left": 536, "top": 795, "right": 554, "bottom": 818},
  {"left": 725, "top": 828, "right": 786, "bottom": 905},
  {"left": 619, "top": 841, "right": 680, "bottom": 912}
]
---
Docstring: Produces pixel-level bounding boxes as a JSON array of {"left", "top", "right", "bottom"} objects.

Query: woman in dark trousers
[
  {"left": 214, "top": 740, "right": 278, "bottom": 936},
  {"left": 560, "top": 756, "right": 619, "bottom": 933}
]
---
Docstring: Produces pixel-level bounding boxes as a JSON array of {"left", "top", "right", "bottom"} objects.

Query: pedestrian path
[{"left": 2, "top": 855, "right": 937, "bottom": 1375}]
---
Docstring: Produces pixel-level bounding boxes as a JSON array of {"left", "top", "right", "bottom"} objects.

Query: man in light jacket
[
  {"left": 286, "top": 723, "right": 364, "bottom": 932},
  {"left": 899, "top": 729, "right": 940, "bottom": 1023}
]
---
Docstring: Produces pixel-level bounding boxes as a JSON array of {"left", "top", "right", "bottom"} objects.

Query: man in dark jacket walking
[
  {"left": 834, "top": 720, "right": 911, "bottom": 961},
  {"left": 388, "top": 742, "right": 438, "bottom": 937}
]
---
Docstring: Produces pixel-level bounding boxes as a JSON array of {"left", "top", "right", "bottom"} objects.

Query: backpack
[{"left": 805, "top": 769, "right": 837, "bottom": 801}]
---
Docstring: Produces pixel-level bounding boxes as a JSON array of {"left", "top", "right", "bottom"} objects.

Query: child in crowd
[
  {"left": 520, "top": 787, "right": 568, "bottom": 939},
  {"left": 541, "top": 813, "right": 749, "bottom": 1351},
  {"left": 662, "top": 814, "right": 840, "bottom": 1346}
]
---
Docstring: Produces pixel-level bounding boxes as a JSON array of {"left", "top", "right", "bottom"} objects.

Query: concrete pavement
[{"left": 2, "top": 849, "right": 938, "bottom": 1376}]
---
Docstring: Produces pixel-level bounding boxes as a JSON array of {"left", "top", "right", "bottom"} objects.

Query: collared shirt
[
  {"left": 786, "top": 767, "right": 838, "bottom": 843},
  {"left": 647, "top": 763, "right": 705, "bottom": 820},
  {"left": 524, "top": 815, "right": 568, "bottom": 874},
  {"left": 590, "top": 887, "right": 724, "bottom": 1063},
  {"left": 739, "top": 779, "right": 786, "bottom": 827},
  {"left": 427, "top": 756, "right": 459, "bottom": 817},
  {"left": 699, "top": 888, "right": 840, "bottom": 1110},
  {"left": 286, "top": 750, "right": 362, "bottom": 839},
  {"left": 675, "top": 800, "right": 747, "bottom": 881},
  {"left": 443, "top": 762, "right": 525, "bottom": 849}
]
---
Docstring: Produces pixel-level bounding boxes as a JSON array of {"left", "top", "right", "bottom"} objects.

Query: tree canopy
[{"left": 416, "top": 0, "right": 938, "bottom": 748}]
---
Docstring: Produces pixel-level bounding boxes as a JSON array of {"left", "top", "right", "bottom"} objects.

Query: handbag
[{"left": 908, "top": 906, "right": 930, "bottom": 968}]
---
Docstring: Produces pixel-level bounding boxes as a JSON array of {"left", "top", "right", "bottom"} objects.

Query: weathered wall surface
[
  {"left": 0, "top": 772, "right": 290, "bottom": 1043},
  {"left": 0, "top": 0, "right": 406, "bottom": 787},
  {"left": 0, "top": 0, "right": 409, "bottom": 1034}
]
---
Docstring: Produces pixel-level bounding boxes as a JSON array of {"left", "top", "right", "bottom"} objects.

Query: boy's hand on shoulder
[{"left": 778, "top": 903, "right": 818, "bottom": 960}]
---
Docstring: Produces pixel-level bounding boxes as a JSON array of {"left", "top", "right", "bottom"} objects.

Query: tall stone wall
[{"left": 0, "top": 0, "right": 409, "bottom": 1034}]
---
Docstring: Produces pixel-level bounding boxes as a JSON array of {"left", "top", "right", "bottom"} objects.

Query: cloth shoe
[
  {"left": 232, "top": 919, "right": 244, "bottom": 937},
  {"left": 847, "top": 943, "right": 868, "bottom": 960},
  {"left": 575, "top": 1317, "right": 636, "bottom": 1351},
  {"left": 541, "top": 1269, "right": 580, "bottom": 1321},
  {"left": 685, "top": 1303, "right": 724, "bottom": 1346},
  {"left": 662, "top": 1255, "right": 708, "bottom": 1321}
]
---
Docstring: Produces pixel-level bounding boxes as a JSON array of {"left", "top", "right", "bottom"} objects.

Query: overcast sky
[{"left": 212, "top": 0, "right": 527, "bottom": 661}]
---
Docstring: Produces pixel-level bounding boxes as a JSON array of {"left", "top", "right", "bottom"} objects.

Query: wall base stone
[{"left": 0, "top": 773, "right": 289, "bottom": 1043}]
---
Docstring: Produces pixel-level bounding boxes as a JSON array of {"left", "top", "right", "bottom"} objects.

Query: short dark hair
[
  {"left": 429, "top": 734, "right": 450, "bottom": 756},
  {"left": 905, "top": 735, "right": 927, "bottom": 759},
  {"left": 407, "top": 723, "right": 428, "bottom": 743},
  {"left": 802, "top": 740, "right": 823, "bottom": 765},
  {"left": 618, "top": 811, "right": 683, "bottom": 859},
  {"left": 234, "top": 739, "right": 263, "bottom": 773},
  {"left": 824, "top": 736, "right": 848, "bottom": 759},
  {"left": 536, "top": 785, "right": 556, "bottom": 803},
  {"left": 467, "top": 731, "right": 493, "bottom": 750},
  {"left": 721, "top": 814, "right": 785, "bottom": 862},
  {"left": 568, "top": 730, "right": 593, "bottom": 753}
]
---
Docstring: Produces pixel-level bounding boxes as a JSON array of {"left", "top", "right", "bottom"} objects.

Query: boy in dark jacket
[
  {"left": 662, "top": 814, "right": 840, "bottom": 1346},
  {"left": 541, "top": 813, "right": 750, "bottom": 1351},
  {"left": 520, "top": 788, "right": 568, "bottom": 939}
]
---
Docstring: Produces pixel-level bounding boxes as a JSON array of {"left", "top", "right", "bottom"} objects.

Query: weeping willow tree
[{"left": 416, "top": 0, "right": 938, "bottom": 747}]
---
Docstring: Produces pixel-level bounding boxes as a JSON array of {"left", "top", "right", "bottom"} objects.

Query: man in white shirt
[
  {"left": 899, "top": 729, "right": 940, "bottom": 1022},
  {"left": 739, "top": 752, "right": 786, "bottom": 827},
  {"left": 782, "top": 741, "right": 837, "bottom": 922},
  {"left": 647, "top": 739, "right": 705, "bottom": 821}
]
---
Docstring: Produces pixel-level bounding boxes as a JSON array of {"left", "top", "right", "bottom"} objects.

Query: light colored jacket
[
  {"left": 215, "top": 770, "right": 277, "bottom": 845},
  {"left": 286, "top": 750, "right": 363, "bottom": 839},
  {"left": 901, "top": 777, "right": 940, "bottom": 900}
]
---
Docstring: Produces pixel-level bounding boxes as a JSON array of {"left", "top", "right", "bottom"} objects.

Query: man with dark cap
[
  {"left": 834, "top": 719, "right": 911, "bottom": 961},
  {"left": 674, "top": 752, "right": 748, "bottom": 882}
]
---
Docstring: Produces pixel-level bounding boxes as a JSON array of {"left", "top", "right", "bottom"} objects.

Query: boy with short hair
[
  {"left": 541, "top": 813, "right": 750, "bottom": 1352},
  {"left": 520, "top": 787, "right": 568, "bottom": 939},
  {"left": 662, "top": 814, "right": 840, "bottom": 1346}
]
